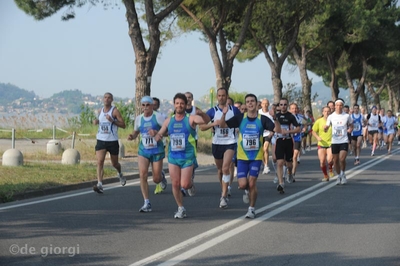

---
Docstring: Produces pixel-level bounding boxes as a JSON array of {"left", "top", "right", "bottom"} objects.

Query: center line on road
[{"left": 131, "top": 149, "right": 398, "bottom": 266}]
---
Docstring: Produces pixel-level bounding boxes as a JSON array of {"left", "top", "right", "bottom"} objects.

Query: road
[{"left": 1, "top": 146, "right": 400, "bottom": 266}]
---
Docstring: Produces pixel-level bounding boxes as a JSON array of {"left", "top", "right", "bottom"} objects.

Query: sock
[
  {"left": 144, "top": 199, "right": 150, "bottom": 204},
  {"left": 98, "top": 182, "right": 102, "bottom": 186},
  {"left": 340, "top": 170, "right": 344, "bottom": 176},
  {"left": 328, "top": 163, "right": 333, "bottom": 171},
  {"left": 249, "top": 206, "right": 255, "bottom": 211},
  {"left": 321, "top": 165, "right": 327, "bottom": 175}
]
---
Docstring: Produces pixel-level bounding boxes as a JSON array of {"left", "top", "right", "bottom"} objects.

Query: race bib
[
  {"left": 141, "top": 133, "right": 157, "bottom": 149},
  {"left": 353, "top": 122, "right": 361, "bottom": 132},
  {"left": 333, "top": 126, "right": 345, "bottom": 137},
  {"left": 216, "top": 127, "right": 231, "bottom": 138},
  {"left": 242, "top": 134, "right": 259, "bottom": 151},
  {"left": 370, "top": 122, "right": 378, "bottom": 127},
  {"left": 170, "top": 133, "right": 185, "bottom": 151},
  {"left": 99, "top": 122, "right": 111, "bottom": 134}
]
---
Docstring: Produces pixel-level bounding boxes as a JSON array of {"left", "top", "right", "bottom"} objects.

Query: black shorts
[
  {"left": 95, "top": 140, "right": 119, "bottom": 155},
  {"left": 351, "top": 135, "right": 362, "bottom": 141},
  {"left": 263, "top": 136, "right": 272, "bottom": 143},
  {"left": 368, "top": 130, "right": 378, "bottom": 136},
  {"left": 331, "top": 143, "right": 348, "bottom": 154},
  {"left": 294, "top": 141, "right": 302, "bottom": 151},
  {"left": 212, "top": 143, "right": 237, "bottom": 160},
  {"left": 275, "top": 138, "right": 294, "bottom": 162}
]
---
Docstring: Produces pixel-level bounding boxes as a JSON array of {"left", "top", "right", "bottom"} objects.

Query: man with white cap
[
  {"left": 324, "top": 98, "right": 353, "bottom": 185},
  {"left": 128, "top": 95, "right": 167, "bottom": 212}
]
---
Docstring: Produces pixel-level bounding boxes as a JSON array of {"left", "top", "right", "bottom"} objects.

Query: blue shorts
[
  {"left": 236, "top": 160, "right": 262, "bottom": 178},
  {"left": 138, "top": 151, "right": 165, "bottom": 163},
  {"left": 169, "top": 157, "right": 198, "bottom": 169}
]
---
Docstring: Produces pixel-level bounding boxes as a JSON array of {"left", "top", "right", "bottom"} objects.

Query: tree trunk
[
  {"left": 292, "top": 45, "right": 312, "bottom": 113},
  {"left": 123, "top": 0, "right": 183, "bottom": 117},
  {"left": 271, "top": 67, "right": 283, "bottom": 104},
  {"left": 360, "top": 84, "right": 368, "bottom": 110},
  {"left": 326, "top": 53, "right": 339, "bottom": 100}
]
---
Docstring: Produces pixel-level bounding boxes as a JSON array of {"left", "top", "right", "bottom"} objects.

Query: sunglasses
[
  {"left": 279, "top": 103, "right": 287, "bottom": 106},
  {"left": 141, "top": 103, "right": 150, "bottom": 107}
]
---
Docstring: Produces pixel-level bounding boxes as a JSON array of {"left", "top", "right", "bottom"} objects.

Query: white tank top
[
  {"left": 212, "top": 105, "right": 237, "bottom": 145},
  {"left": 96, "top": 106, "right": 119, "bottom": 141},
  {"left": 367, "top": 114, "right": 380, "bottom": 131}
]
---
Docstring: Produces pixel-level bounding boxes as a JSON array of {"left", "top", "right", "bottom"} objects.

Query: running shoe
[
  {"left": 262, "top": 166, "right": 270, "bottom": 175},
  {"left": 322, "top": 175, "right": 329, "bottom": 182},
  {"left": 329, "top": 169, "right": 334, "bottom": 178},
  {"left": 160, "top": 171, "right": 167, "bottom": 190},
  {"left": 354, "top": 159, "right": 360, "bottom": 165},
  {"left": 371, "top": 151, "right": 374, "bottom": 156},
  {"left": 228, "top": 185, "right": 232, "bottom": 197},
  {"left": 219, "top": 197, "right": 228, "bottom": 209},
  {"left": 287, "top": 173, "right": 294, "bottom": 184},
  {"left": 301, "top": 148, "right": 306, "bottom": 155},
  {"left": 139, "top": 203, "right": 152, "bottom": 213},
  {"left": 118, "top": 172, "right": 126, "bottom": 186},
  {"left": 187, "top": 183, "right": 196, "bottom": 197},
  {"left": 154, "top": 183, "right": 163, "bottom": 194},
  {"left": 181, "top": 187, "right": 187, "bottom": 197},
  {"left": 273, "top": 176, "right": 278, "bottom": 184},
  {"left": 277, "top": 184, "right": 285, "bottom": 194},
  {"left": 245, "top": 209, "right": 256, "bottom": 219},
  {"left": 174, "top": 207, "right": 187, "bottom": 219},
  {"left": 243, "top": 189, "right": 249, "bottom": 204},
  {"left": 336, "top": 174, "right": 342, "bottom": 185},
  {"left": 297, "top": 157, "right": 301, "bottom": 164},
  {"left": 340, "top": 174, "right": 347, "bottom": 185},
  {"left": 307, "top": 146, "right": 311, "bottom": 152},
  {"left": 283, "top": 165, "right": 288, "bottom": 179},
  {"left": 93, "top": 183, "right": 103, "bottom": 194}
]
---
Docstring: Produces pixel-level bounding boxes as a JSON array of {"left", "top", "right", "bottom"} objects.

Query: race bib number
[
  {"left": 170, "top": 133, "right": 185, "bottom": 151},
  {"left": 242, "top": 134, "right": 259, "bottom": 151},
  {"left": 277, "top": 125, "right": 290, "bottom": 138},
  {"left": 334, "top": 126, "right": 345, "bottom": 137},
  {"left": 99, "top": 122, "right": 111, "bottom": 134},
  {"left": 353, "top": 122, "right": 361, "bottom": 131},
  {"left": 370, "top": 122, "right": 378, "bottom": 127},
  {"left": 216, "top": 127, "right": 231, "bottom": 138},
  {"left": 141, "top": 133, "right": 156, "bottom": 149}
]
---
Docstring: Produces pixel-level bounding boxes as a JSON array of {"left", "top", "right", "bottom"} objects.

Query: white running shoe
[
  {"left": 243, "top": 190, "right": 249, "bottom": 204},
  {"left": 262, "top": 166, "right": 270, "bottom": 175},
  {"left": 139, "top": 203, "right": 152, "bottom": 213},
  {"left": 273, "top": 176, "right": 278, "bottom": 184},
  {"left": 336, "top": 175, "right": 342, "bottom": 185},
  {"left": 219, "top": 197, "right": 228, "bottom": 208},
  {"left": 93, "top": 183, "right": 104, "bottom": 194},
  {"left": 245, "top": 209, "right": 256, "bottom": 219},
  {"left": 297, "top": 157, "right": 301, "bottom": 164},
  {"left": 118, "top": 172, "right": 126, "bottom": 186},
  {"left": 340, "top": 174, "right": 347, "bottom": 185},
  {"left": 228, "top": 186, "right": 232, "bottom": 197},
  {"left": 174, "top": 207, "right": 187, "bottom": 219},
  {"left": 307, "top": 146, "right": 311, "bottom": 152},
  {"left": 301, "top": 148, "right": 306, "bottom": 155},
  {"left": 187, "top": 183, "right": 196, "bottom": 197}
]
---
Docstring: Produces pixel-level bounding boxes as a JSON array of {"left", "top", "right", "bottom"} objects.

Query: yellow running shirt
[{"left": 312, "top": 117, "right": 332, "bottom": 147}]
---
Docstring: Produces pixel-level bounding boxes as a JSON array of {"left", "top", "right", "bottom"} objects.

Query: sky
[{"left": 0, "top": 1, "right": 321, "bottom": 101}]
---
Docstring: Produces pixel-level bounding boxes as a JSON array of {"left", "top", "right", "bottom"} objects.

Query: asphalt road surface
[{"left": 1, "top": 146, "right": 400, "bottom": 266}]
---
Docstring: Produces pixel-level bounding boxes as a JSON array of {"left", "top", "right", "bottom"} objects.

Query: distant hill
[{"left": 0, "top": 83, "right": 37, "bottom": 106}]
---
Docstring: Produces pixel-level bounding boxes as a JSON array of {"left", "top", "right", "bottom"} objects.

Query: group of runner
[{"left": 91, "top": 91, "right": 400, "bottom": 219}]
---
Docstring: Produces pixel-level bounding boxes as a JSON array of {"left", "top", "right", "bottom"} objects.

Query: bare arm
[{"left": 112, "top": 108, "right": 126, "bottom": 129}]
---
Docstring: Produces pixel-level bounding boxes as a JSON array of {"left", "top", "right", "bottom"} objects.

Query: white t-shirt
[
  {"left": 259, "top": 109, "right": 273, "bottom": 137},
  {"left": 326, "top": 112, "right": 352, "bottom": 144},
  {"left": 367, "top": 113, "right": 380, "bottom": 131}
]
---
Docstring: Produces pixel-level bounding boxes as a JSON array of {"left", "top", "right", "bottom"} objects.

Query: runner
[
  {"left": 155, "top": 93, "right": 208, "bottom": 218},
  {"left": 217, "top": 93, "right": 280, "bottom": 218},
  {"left": 382, "top": 110, "right": 398, "bottom": 154},
  {"left": 275, "top": 98, "right": 300, "bottom": 193},
  {"left": 378, "top": 108, "right": 386, "bottom": 149},
  {"left": 312, "top": 106, "right": 333, "bottom": 181},
  {"left": 127, "top": 96, "right": 167, "bottom": 212},
  {"left": 201, "top": 88, "right": 241, "bottom": 208},
  {"left": 324, "top": 98, "right": 353, "bottom": 185},
  {"left": 366, "top": 106, "right": 382, "bottom": 156},
  {"left": 258, "top": 98, "right": 272, "bottom": 175},
  {"left": 304, "top": 109, "right": 314, "bottom": 152},
  {"left": 350, "top": 104, "right": 365, "bottom": 165},
  {"left": 93, "top": 92, "right": 126, "bottom": 194},
  {"left": 289, "top": 102, "right": 305, "bottom": 182}
]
